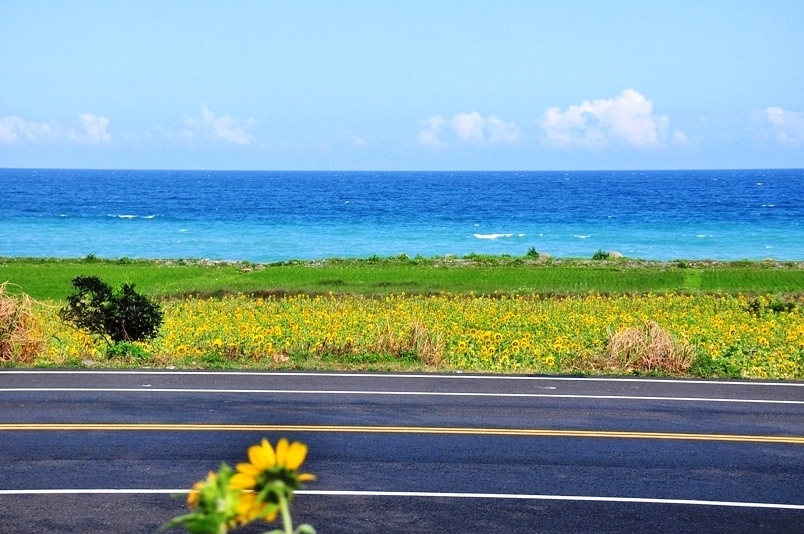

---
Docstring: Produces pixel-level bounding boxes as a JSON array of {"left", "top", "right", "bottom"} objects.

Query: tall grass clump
[
  {"left": 0, "top": 283, "right": 43, "bottom": 364},
  {"left": 370, "top": 320, "right": 444, "bottom": 367},
  {"left": 602, "top": 321, "right": 695, "bottom": 374}
]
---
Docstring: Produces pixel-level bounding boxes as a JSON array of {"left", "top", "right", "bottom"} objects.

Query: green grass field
[{"left": 3, "top": 255, "right": 804, "bottom": 301}]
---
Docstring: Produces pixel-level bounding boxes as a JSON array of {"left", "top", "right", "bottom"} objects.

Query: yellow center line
[{"left": 0, "top": 423, "right": 802, "bottom": 444}]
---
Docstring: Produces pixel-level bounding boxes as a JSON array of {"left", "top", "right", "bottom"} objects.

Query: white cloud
[
  {"left": 0, "top": 116, "right": 60, "bottom": 143},
  {"left": 183, "top": 106, "right": 255, "bottom": 145},
  {"left": 764, "top": 106, "right": 804, "bottom": 147},
  {"left": 417, "top": 116, "right": 448, "bottom": 149},
  {"left": 69, "top": 113, "right": 112, "bottom": 144},
  {"left": 540, "top": 89, "right": 676, "bottom": 149},
  {"left": 417, "top": 112, "right": 519, "bottom": 148},
  {"left": 488, "top": 116, "right": 520, "bottom": 144},
  {"left": 452, "top": 112, "right": 486, "bottom": 142},
  {"left": 0, "top": 113, "right": 113, "bottom": 144}
]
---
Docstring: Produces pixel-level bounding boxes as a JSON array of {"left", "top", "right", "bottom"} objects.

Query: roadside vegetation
[{"left": 1, "top": 254, "right": 803, "bottom": 379}]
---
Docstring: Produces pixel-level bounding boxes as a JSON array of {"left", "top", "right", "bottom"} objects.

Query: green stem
[{"left": 279, "top": 494, "right": 293, "bottom": 534}]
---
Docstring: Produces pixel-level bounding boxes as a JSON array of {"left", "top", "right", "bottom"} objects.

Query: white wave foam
[
  {"left": 474, "top": 233, "right": 513, "bottom": 240},
  {"left": 573, "top": 235, "right": 590, "bottom": 239}
]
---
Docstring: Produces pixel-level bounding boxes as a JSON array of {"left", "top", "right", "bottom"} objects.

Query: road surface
[{"left": 0, "top": 370, "right": 802, "bottom": 533}]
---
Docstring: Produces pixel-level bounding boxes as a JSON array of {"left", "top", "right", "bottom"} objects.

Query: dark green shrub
[
  {"left": 592, "top": 250, "right": 610, "bottom": 261},
  {"left": 525, "top": 247, "right": 539, "bottom": 259},
  {"left": 746, "top": 297, "right": 797, "bottom": 317},
  {"left": 59, "top": 276, "right": 163, "bottom": 344}
]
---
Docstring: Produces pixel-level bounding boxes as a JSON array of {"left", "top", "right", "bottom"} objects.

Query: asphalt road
[{"left": 0, "top": 370, "right": 802, "bottom": 533}]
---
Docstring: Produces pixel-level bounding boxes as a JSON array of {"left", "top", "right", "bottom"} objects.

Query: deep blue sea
[{"left": 1, "top": 168, "right": 803, "bottom": 261}]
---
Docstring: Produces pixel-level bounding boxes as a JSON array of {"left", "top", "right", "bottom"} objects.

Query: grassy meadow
[
  {"left": 4, "top": 255, "right": 804, "bottom": 300},
  {"left": 2, "top": 255, "right": 804, "bottom": 379}
]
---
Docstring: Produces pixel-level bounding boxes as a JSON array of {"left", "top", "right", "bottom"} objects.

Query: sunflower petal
[
  {"left": 284, "top": 441, "right": 308, "bottom": 470},
  {"left": 236, "top": 491, "right": 256, "bottom": 511},
  {"left": 248, "top": 439, "right": 275, "bottom": 470},
  {"left": 186, "top": 487, "right": 201, "bottom": 507},
  {"left": 297, "top": 472, "right": 317, "bottom": 482},
  {"left": 275, "top": 438, "right": 289, "bottom": 467},
  {"left": 229, "top": 473, "right": 257, "bottom": 490},
  {"left": 235, "top": 462, "right": 261, "bottom": 476}
]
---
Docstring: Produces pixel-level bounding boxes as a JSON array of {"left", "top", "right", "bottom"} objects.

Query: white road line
[
  {"left": 297, "top": 491, "right": 804, "bottom": 510},
  {"left": 0, "top": 494, "right": 189, "bottom": 496},
  {"left": 1, "top": 387, "right": 802, "bottom": 404},
  {"left": 1, "top": 488, "right": 801, "bottom": 510},
  {"left": 1, "top": 370, "right": 801, "bottom": 387}
]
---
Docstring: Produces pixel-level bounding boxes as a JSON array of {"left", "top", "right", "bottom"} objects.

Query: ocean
[{"left": 1, "top": 168, "right": 803, "bottom": 262}]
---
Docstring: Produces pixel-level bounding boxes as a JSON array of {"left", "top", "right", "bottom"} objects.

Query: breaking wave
[{"left": 474, "top": 233, "right": 514, "bottom": 240}]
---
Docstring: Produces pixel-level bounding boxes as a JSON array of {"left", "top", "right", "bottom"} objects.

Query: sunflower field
[{"left": 26, "top": 291, "right": 803, "bottom": 379}]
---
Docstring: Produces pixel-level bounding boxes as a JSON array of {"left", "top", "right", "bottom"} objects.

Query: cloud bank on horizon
[
  {"left": 417, "top": 112, "right": 520, "bottom": 149},
  {"left": 416, "top": 89, "right": 695, "bottom": 152},
  {"left": 2, "top": 92, "right": 801, "bottom": 167}
]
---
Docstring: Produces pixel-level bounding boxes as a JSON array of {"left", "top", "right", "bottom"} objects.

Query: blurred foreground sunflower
[
  {"left": 161, "top": 438, "right": 316, "bottom": 534},
  {"left": 229, "top": 438, "right": 316, "bottom": 524}
]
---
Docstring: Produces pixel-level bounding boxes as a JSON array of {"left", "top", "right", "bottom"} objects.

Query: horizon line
[{"left": 2, "top": 166, "right": 803, "bottom": 173}]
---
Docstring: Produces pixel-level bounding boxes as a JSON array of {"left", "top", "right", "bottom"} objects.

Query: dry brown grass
[
  {"left": 601, "top": 321, "right": 695, "bottom": 375},
  {"left": 371, "top": 320, "right": 444, "bottom": 367},
  {"left": 0, "top": 282, "right": 43, "bottom": 364},
  {"left": 408, "top": 321, "right": 444, "bottom": 367}
]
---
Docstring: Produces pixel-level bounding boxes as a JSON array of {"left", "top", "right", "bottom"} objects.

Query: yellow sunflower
[{"left": 229, "top": 438, "right": 316, "bottom": 524}]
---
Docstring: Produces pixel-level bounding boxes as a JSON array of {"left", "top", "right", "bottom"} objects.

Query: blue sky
[{"left": 1, "top": 1, "right": 802, "bottom": 170}]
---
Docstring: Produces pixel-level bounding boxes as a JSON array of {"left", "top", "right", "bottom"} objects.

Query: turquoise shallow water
[{"left": 1, "top": 168, "right": 803, "bottom": 261}]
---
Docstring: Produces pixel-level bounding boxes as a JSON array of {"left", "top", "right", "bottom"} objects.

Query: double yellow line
[{"left": 1, "top": 423, "right": 802, "bottom": 444}]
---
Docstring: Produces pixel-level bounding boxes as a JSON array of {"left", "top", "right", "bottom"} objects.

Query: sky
[{"left": 1, "top": 1, "right": 802, "bottom": 171}]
